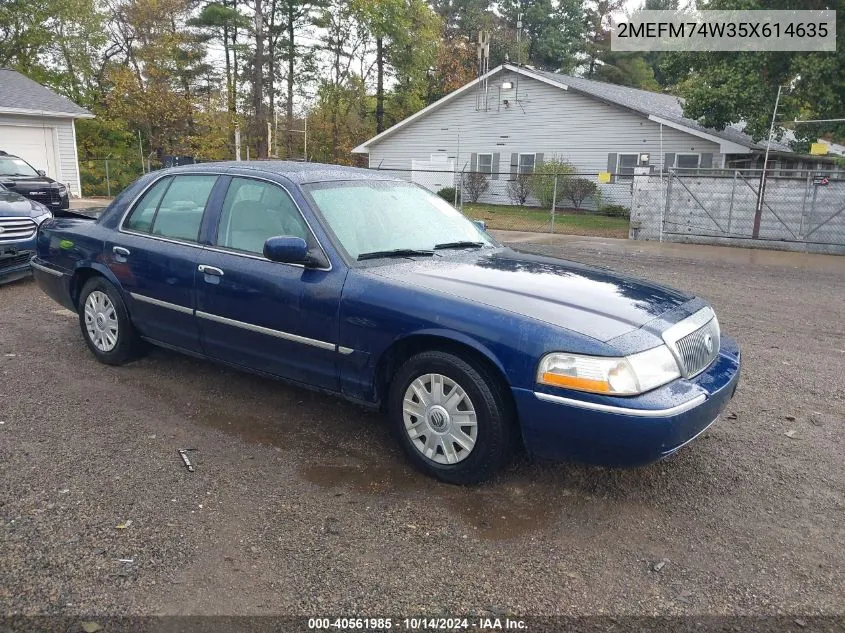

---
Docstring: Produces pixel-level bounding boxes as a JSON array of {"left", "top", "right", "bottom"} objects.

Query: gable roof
[
  {"left": 353, "top": 64, "right": 791, "bottom": 154},
  {"left": 0, "top": 69, "right": 93, "bottom": 118}
]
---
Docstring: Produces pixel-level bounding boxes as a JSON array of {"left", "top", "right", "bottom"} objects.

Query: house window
[
  {"left": 779, "top": 159, "right": 798, "bottom": 177},
  {"left": 617, "top": 153, "right": 639, "bottom": 179},
  {"left": 518, "top": 153, "right": 535, "bottom": 174},
  {"left": 675, "top": 153, "right": 700, "bottom": 172},
  {"left": 478, "top": 153, "right": 493, "bottom": 174}
]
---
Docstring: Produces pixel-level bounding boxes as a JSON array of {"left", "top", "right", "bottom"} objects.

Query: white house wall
[{"left": 367, "top": 70, "right": 723, "bottom": 177}]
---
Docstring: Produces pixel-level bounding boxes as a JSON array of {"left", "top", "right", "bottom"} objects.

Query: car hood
[
  {"left": 0, "top": 190, "right": 47, "bottom": 217},
  {"left": 366, "top": 248, "right": 694, "bottom": 342}
]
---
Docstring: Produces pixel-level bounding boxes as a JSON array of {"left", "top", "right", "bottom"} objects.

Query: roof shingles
[
  {"left": 529, "top": 66, "right": 791, "bottom": 153},
  {"left": 0, "top": 69, "right": 92, "bottom": 117}
]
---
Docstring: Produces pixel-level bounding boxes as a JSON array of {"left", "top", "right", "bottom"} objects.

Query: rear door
[
  {"left": 106, "top": 174, "right": 220, "bottom": 352},
  {"left": 195, "top": 176, "right": 345, "bottom": 390}
]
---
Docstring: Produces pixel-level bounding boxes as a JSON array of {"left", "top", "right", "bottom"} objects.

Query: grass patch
[{"left": 462, "top": 203, "right": 629, "bottom": 238}]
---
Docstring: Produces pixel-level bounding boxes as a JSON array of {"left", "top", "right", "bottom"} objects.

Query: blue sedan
[{"left": 31, "top": 162, "right": 741, "bottom": 483}]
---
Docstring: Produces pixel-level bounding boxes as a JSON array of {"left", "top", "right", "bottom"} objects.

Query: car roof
[{"left": 159, "top": 160, "right": 405, "bottom": 185}]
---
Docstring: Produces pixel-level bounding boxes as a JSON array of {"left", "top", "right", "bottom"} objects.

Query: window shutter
[
  {"left": 607, "top": 153, "right": 617, "bottom": 174},
  {"left": 470, "top": 153, "right": 477, "bottom": 172},
  {"left": 700, "top": 153, "right": 713, "bottom": 168},
  {"left": 492, "top": 153, "right": 500, "bottom": 179},
  {"left": 664, "top": 153, "right": 675, "bottom": 171},
  {"left": 510, "top": 152, "right": 518, "bottom": 178},
  {"left": 535, "top": 153, "right": 544, "bottom": 171}
]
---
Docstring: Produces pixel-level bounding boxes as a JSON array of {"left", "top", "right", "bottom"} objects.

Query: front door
[
  {"left": 106, "top": 174, "right": 219, "bottom": 352},
  {"left": 195, "top": 176, "right": 345, "bottom": 390}
]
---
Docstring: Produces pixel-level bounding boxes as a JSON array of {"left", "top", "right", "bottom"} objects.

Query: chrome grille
[
  {"left": 675, "top": 317, "right": 720, "bottom": 377},
  {"left": 662, "top": 307, "right": 721, "bottom": 378},
  {"left": 0, "top": 217, "right": 37, "bottom": 241}
]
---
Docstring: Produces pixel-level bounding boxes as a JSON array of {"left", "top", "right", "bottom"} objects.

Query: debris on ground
[
  {"left": 115, "top": 520, "right": 132, "bottom": 529},
  {"left": 79, "top": 623, "right": 102, "bottom": 633},
  {"left": 784, "top": 430, "right": 800, "bottom": 439},
  {"left": 178, "top": 448, "right": 196, "bottom": 472},
  {"left": 324, "top": 517, "right": 342, "bottom": 535},
  {"left": 651, "top": 560, "right": 668, "bottom": 572}
]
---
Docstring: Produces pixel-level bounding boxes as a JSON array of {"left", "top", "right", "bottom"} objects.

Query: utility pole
[
  {"left": 753, "top": 85, "right": 783, "bottom": 238},
  {"left": 137, "top": 130, "right": 145, "bottom": 174},
  {"left": 253, "top": 0, "right": 266, "bottom": 158},
  {"left": 235, "top": 124, "right": 242, "bottom": 161}
]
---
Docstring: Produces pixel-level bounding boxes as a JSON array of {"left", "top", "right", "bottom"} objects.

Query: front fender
[{"left": 388, "top": 327, "right": 509, "bottom": 379}]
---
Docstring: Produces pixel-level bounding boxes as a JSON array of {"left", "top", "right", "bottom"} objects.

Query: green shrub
[
  {"left": 599, "top": 204, "right": 631, "bottom": 218},
  {"left": 437, "top": 187, "right": 459, "bottom": 203},
  {"left": 559, "top": 177, "right": 597, "bottom": 209},
  {"left": 529, "top": 158, "right": 575, "bottom": 207}
]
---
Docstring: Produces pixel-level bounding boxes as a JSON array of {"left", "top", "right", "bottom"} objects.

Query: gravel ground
[{"left": 1, "top": 236, "right": 843, "bottom": 620}]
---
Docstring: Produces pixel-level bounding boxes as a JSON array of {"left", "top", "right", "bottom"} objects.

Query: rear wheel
[
  {"left": 78, "top": 277, "right": 141, "bottom": 365},
  {"left": 389, "top": 350, "right": 512, "bottom": 484}
]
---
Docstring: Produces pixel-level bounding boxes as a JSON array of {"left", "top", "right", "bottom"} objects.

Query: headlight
[
  {"left": 33, "top": 210, "right": 53, "bottom": 225},
  {"left": 537, "top": 345, "right": 681, "bottom": 396},
  {"left": 57, "top": 183, "right": 68, "bottom": 195}
]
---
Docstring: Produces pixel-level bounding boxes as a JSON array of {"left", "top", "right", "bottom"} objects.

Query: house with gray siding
[
  {"left": 0, "top": 69, "right": 93, "bottom": 197},
  {"left": 353, "top": 63, "right": 827, "bottom": 206}
]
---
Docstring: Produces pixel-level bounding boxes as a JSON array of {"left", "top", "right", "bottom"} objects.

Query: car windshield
[
  {"left": 304, "top": 180, "right": 495, "bottom": 260},
  {"left": 0, "top": 157, "right": 40, "bottom": 177}
]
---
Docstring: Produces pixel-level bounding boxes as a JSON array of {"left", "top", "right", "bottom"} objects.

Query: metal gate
[{"left": 662, "top": 169, "right": 845, "bottom": 249}]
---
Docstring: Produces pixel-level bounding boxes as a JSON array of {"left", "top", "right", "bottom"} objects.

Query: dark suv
[{"left": 0, "top": 150, "right": 70, "bottom": 211}]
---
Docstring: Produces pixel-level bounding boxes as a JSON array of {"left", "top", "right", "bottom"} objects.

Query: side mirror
[
  {"left": 473, "top": 219, "right": 487, "bottom": 231},
  {"left": 264, "top": 236, "right": 309, "bottom": 264},
  {"left": 37, "top": 170, "right": 46, "bottom": 177}
]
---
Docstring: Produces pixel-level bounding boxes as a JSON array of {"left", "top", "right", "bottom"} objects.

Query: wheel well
[
  {"left": 70, "top": 268, "right": 103, "bottom": 307},
  {"left": 374, "top": 335, "right": 516, "bottom": 420}
]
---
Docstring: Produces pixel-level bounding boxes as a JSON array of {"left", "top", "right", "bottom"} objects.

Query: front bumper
[
  {"left": 514, "top": 334, "right": 741, "bottom": 467},
  {"left": 0, "top": 235, "right": 37, "bottom": 285}
]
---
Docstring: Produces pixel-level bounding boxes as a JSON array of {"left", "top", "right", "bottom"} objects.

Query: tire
[
  {"left": 388, "top": 350, "right": 513, "bottom": 485},
  {"left": 77, "top": 276, "right": 141, "bottom": 365}
]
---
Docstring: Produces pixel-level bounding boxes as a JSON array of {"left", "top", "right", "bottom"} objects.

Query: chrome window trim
[
  {"left": 337, "top": 346, "right": 354, "bottom": 355},
  {"left": 117, "top": 171, "right": 333, "bottom": 272},
  {"left": 129, "top": 292, "right": 194, "bottom": 315},
  {"left": 30, "top": 260, "right": 64, "bottom": 277},
  {"left": 661, "top": 307, "right": 718, "bottom": 378},
  {"left": 534, "top": 391, "right": 707, "bottom": 418},
  {"left": 195, "top": 310, "right": 336, "bottom": 351}
]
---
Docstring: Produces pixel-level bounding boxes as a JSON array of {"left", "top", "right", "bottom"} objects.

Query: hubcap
[
  {"left": 402, "top": 373, "right": 478, "bottom": 465},
  {"left": 84, "top": 290, "right": 119, "bottom": 352}
]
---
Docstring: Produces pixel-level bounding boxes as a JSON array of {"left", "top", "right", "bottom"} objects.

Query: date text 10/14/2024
[{"left": 307, "top": 617, "right": 528, "bottom": 630}]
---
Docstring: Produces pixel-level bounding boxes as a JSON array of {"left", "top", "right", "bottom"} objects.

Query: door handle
[
  {"left": 113, "top": 246, "right": 130, "bottom": 257},
  {"left": 198, "top": 264, "right": 224, "bottom": 276}
]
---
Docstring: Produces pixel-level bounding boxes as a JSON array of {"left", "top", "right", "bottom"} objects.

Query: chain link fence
[
  {"left": 80, "top": 158, "right": 146, "bottom": 198},
  {"left": 369, "top": 167, "right": 632, "bottom": 238},
  {"left": 631, "top": 168, "right": 845, "bottom": 254}
]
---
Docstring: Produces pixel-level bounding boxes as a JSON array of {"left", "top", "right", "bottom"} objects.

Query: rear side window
[
  {"left": 125, "top": 177, "right": 171, "bottom": 233},
  {"left": 124, "top": 175, "right": 217, "bottom": 242}
]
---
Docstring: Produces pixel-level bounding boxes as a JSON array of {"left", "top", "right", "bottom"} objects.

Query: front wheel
[
  {"left": 388, "top": 350, "right": 513, "bottom": 484},
  {"left": 78, "top": 277, "right": 141, "bottom": 365}
]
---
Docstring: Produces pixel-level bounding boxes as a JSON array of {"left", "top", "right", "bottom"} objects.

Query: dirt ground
[{"left": 1, "top": 234, "right": 843, "bottom": 621}]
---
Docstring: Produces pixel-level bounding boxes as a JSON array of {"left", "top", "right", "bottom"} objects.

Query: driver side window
[{"left": 216, "top": 177, "right": 309, "bottom": 255}]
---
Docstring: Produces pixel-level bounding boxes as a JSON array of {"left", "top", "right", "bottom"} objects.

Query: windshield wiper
[
  {"left": 357, "top": 248, "right": 435, "bottom": 261},
  {"left": 433, "top": 241, "right": 485, "bottom": 250}
]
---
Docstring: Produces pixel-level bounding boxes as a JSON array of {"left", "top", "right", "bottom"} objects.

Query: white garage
[{"left": 0, "top": 69, "right": 93, "bottom": 197}]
